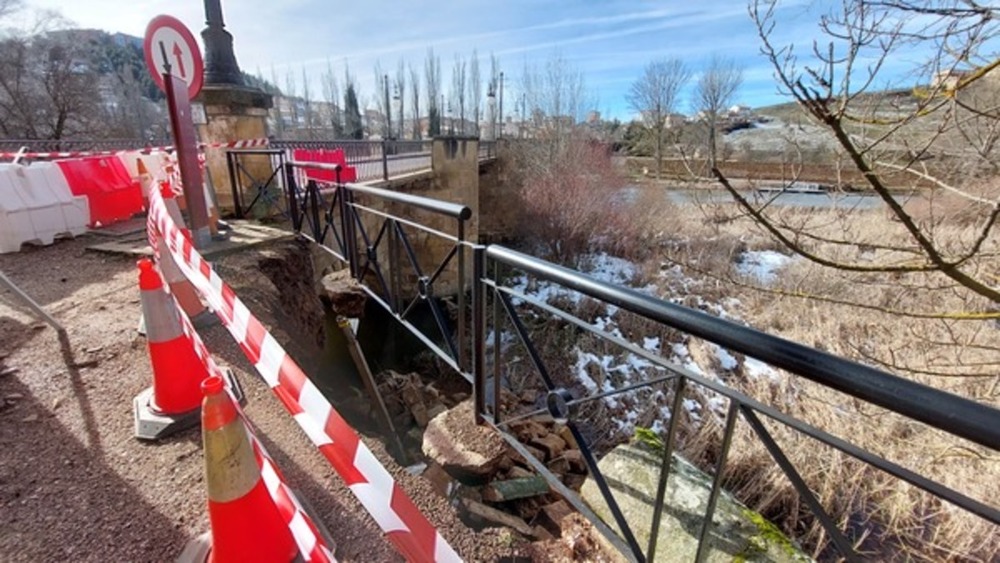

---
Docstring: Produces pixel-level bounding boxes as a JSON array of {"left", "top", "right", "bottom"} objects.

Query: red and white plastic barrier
[{"left": 147, "top": 188, "right": 461, "bottom": 563}]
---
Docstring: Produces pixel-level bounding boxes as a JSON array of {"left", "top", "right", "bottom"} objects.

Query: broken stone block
[
  {"left": 426, "top": 402, "right": 447, "bottom": 421},
  {"left": 532, "top": 500, "right": 573, "bottom": 537},
  {"left": 462, "top": 498, "right": 534, "bottom": 536},
  {"left": 530, "top": 433, "right": 567, "bottom": 461},
  {"left": 523, "top": 444, "right": 547, "bottom": 465},
  {"left": 561, "top": 449, "right": 587, "bottom": 473},
  {"left": 557, "top": 425, "right": 578, "bottom": 449},
  {"left": 508, "top": 466, "right": 535, "bottom": 480},
  {"left": 531, "top": 525, "right": 555, "bottom": 541},
  {"left": 481, "top": 476, "right": 550, "bottom": 502},
  {"left": 562, "top": 473, "right": 587, "bottom": 491},
  {"left": 421, "top": 462, "right": 454, "bottom": 497},
  {"left": 318, "top": 269, "right": 367, "bottom": 318},
  {"left": 546, "top": 455, "right": 570, "bottom": 476},
  {"left": 509, "top": 419, "right": 548, "bottom": 440},
  {"left": 412, "top": 402, "right": 430, "bottom": 428},
  {"left": 422, "top": 399, "right": 507, "bottom": 484}
]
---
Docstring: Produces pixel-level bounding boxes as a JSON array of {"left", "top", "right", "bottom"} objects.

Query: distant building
[
  {"left": 727, "top": 105, "right": 753, "bottom": 120},
  {"left": 586, "top": 110, "right": 601, "bottom": 124},
  {"left": 664, "top": 113, "right": 687, "bottom": 129}
]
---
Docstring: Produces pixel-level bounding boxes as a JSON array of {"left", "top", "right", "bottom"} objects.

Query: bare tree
[
  {"left": 733, "top": 0, "right": 1000, "bottom": 309},
  {"left": 470, "top": 49, "right": 481, "bottom": 137},
  {"left": 0, "top": 33, "right": 101, "bottom": 139},
  {"left": 321, "top": 59, "right": 343, "bottom": 138},
  {"left": 627, "top": 58, "right": 691, "bottom": 179},
  {"left": 284, "top": 69, "right": 300, "bottom": 135},
  {"left": 425, "top": 48, "right": 441, "bottom": 136},
  {"left": 409, "top": 63, "right": 421, "bottom": 139},
  {"left": 521, "top": 51, "right": 586, "bottom": 145},
  {"left": 301, "top": 66, "right": 314, "bottom": 139},
  {"left": 694, "top": 54, "right": 743, "bottom": 168},
  {"left": 452, "top": 55, "right": 467, "bottom": 134},
  {"left": 0, "top": 0, "right": 23, "bottom": 24}
]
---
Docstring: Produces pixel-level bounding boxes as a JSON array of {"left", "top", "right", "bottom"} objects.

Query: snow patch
[
  {"left": 736, "top": 250, "right": 793, "bottom": 284},
  {"left": 710, "top": 343, "right": 739, "bottom": 371}
]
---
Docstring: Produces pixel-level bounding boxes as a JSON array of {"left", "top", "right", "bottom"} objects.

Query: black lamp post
[{"left": 202, "top": 0, "right": 244, "bottom": 86}]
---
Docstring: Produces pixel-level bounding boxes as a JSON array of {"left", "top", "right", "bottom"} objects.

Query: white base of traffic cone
[
  {"left": 176, "top": 532, "right": 211, "bottom": 563},
  {"left": 133, "top": 367, "right": 244, "bottom": 441},
  {"left": 178, "top": 532, "right": 310, "bottom": 563},
  {"left": 178, "top": 492, "right": 332, "bottom": 563}
]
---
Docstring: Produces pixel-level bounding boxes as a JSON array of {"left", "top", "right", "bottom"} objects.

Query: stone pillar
[
  {"left": 195, "top": 0, "right": 274, "bottom": 213},
  {"left": 195, "top": 86, "right": 272, "bottom": 211}
]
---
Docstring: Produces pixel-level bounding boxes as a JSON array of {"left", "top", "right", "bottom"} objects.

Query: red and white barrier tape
[
  {"left": 0, "top": 138, "right": 269, "bottom": 160},
  {"left": 162, "top": 256, "right": 335, "bottom": 562},
  {"left": 147, "top": 189, "right": 461, "bottom": 563}
]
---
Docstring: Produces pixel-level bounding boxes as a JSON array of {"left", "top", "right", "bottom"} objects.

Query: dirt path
[{"left": 0, "top": 236, "right": 530, "bottom": 562}]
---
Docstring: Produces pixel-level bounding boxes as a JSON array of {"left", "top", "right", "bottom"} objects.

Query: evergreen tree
[{"left": 344, "top": 83, "right": 363, "bottom": 139}]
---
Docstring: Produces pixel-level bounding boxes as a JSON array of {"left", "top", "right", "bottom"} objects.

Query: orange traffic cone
[
  {"left": 133, "top": 258, "right": 209, "bottom": 440},
  {"left": 198, "top": 376, "right": 297, "bottom": 563},
  {"left": 156, "top": 182, "right": 214, "bottom": 325}
]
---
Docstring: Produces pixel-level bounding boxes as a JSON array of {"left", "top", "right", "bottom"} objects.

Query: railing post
[
  {"left": 226, "top": 151, "right": 243, "bottom": 219},
  {"left": 283, "top": 162, "right": 301, "bottom": 232},
  {"left": 308, "top": 180, "right": 322, "bottom": 241},
  {"left": 343, "top": 185, "right": 359, "bottom": 279},
  {"left": 457, "top": 220, "right": 466, "bottom": 373},
  {"left": 382, "top": 139, "right": 390, "bottom": 181},
  {"left": 472, "top": 245, "right": 486, "bottom": 425}
]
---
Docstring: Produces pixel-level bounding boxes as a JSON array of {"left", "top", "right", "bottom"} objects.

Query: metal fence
[
  {"left": 471, "top": 245, "right": 1000, "bottom": 562},
  {"left": 225, "top": 149, "right": 288, "bottom": 219},
  {"left": 280, "top": 153, "right": 1000, "bottom": 562},
  {"left": 272, "top": 139, "right": 434, "bottom": 183},
  {"left": 284, "top": 160, "right": 472, "bottom": 374}
]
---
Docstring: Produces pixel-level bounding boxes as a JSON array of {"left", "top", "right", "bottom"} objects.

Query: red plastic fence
[
  {"left": 56, "top": 156, "right": 143, "bottom": 226},
  {"left": 292, "top": 149, "right": 358, "bottom": 183}
]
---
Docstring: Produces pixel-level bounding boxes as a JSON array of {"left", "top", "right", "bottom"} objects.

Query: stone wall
[
  {"left": 196, "top": 85, "right": 272, "bottom": 210},
  {"left": 348, "top": 136, "right": 479, "bottom": 299}
]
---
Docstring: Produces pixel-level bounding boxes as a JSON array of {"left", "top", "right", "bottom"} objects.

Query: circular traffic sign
[{"left": 144, "top": 15, "right": 204, "bottom": 100}]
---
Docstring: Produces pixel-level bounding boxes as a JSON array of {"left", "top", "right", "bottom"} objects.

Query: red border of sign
[{"left": 144, "top": 15, "right": 204, "bottom": 100}]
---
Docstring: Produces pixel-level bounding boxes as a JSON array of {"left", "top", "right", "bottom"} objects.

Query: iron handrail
[
  {"left": 286, "top": 160, "right": 471, "bottom": 220},
  {"left": 485, "top": 244, "right": 1000, "bottom": 451}
]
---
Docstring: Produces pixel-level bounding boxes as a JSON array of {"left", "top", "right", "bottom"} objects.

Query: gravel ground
[{"left": 0, "top": 235, "right": 539, "bottom": 562}]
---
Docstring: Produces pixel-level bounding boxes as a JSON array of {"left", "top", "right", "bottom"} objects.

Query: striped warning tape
[
  {"left": 0, "top": 138, "right": 269, "bottom": 160},
  {"left": 163, "top": 256, "right": 336, "bottom": 562},
  {"left": 147, "top": 188, "right": 461, "bottom": 563}
]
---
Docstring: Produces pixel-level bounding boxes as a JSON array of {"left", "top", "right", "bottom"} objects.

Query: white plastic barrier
[{"left": 0, "top": 163, "right": 89, "bottom": 253}]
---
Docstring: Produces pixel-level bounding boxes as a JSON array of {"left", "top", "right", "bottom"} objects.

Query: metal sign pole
[{"left": 161, "top": 44, "right": 211, "bottom": 248}]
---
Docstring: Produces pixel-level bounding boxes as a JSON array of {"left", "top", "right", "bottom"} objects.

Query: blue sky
[{"left": 21, "top": 0, "right": 937, "bottom": 120}]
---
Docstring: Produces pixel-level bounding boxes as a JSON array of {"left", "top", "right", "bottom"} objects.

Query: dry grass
[{"left": 636, "top": 186, "right": 1000, "bottom": 561}]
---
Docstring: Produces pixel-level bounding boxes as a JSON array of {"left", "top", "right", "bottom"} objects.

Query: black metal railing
[
  {"left": 283, "top": 160, "right": 472, "bottom": 373},
  {"left": 471, "top": 245, "right": 1000, "bottom": 562},
  {"left": 278, "top": 153, "right": 1000, "bottom": 562},
  {"left": 226, "top": 149, "right": 288, "bottom": 219},
  {"left": 272, "top": 139, "right": 434, "bottom": 183}
]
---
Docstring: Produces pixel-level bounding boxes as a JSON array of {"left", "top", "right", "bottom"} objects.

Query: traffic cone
[
  {"left": 156, "top": 182, "right": 215, "bottom": 325},
  {"left": 136, "top": 158, "right": 154, "bottom": 199},
  {"left": 195, "top": 376, "right": 298, "bottom": 563},
  {"left": 133, "top": 257, "right": 209, "bottom": 440}
]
